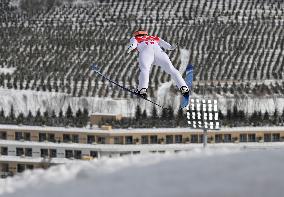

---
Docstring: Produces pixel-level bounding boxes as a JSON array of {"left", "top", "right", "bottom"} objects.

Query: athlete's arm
[
  {"left": 127, "top": 37, "right": 138, "bottom": 53},
  {"left": 158, "top": 39, "right": 177, "bottom": 50}
]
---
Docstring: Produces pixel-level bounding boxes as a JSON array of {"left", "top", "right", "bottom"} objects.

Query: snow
[
  {"left": 0, "top": 88, "right": 140, "bottom": 117},
  {"left": 1, "top": 148, "right": 284, "bottom": 197},
  {"left": 0, "top": 67, "right": 16, "bottom": 75}
]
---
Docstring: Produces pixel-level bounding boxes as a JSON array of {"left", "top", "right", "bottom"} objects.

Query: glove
[{"left": 168, "top": 43, "right": 178, "bottom": 51}]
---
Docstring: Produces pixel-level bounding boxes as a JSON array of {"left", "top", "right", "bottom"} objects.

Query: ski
[
  {"left": 90, "top": 64, "right": 166, "bottom": 109},
  {"left": 180, "top": 64, "right": 194, "bottom": 109}
]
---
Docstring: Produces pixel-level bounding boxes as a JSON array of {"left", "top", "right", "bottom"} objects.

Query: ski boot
[
  {"left": 180, "top": 86, "right": 190, "bottom": 96},
  {"left": 137, "top": 88, "right": 148, "bottom": 98}
]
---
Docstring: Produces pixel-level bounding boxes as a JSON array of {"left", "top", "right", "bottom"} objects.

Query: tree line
[
  {"left": 101, "top": 105, "right": 284, "bottom": 128},
  {"left": 1, "top": 104, "right": 284, "bottom": 128},
  {"left": 0, "top": 105, "right": 89, "bottom": 127}
]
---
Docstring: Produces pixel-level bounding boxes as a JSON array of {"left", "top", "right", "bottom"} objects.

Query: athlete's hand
[{"left": 168, "top": 43, "right": 178, "bottom": 51}]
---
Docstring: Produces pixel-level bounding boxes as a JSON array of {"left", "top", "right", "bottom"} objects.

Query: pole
[{"left": 203, "top": 128, "right": 207, "bottom": 148}]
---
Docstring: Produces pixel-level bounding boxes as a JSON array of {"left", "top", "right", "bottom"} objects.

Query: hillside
[{"left": 0, "top": 0, "right": 283, "bottom": 115}]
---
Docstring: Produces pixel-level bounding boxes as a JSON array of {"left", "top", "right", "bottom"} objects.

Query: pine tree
[
  {"left": 142, "top": 109, "right": 147, "bottom": 119},
  {"left": 9, "top": 105, "right": 15, "bottom": 123},
  {"left": 82, "top": 108, "right": 89, "bottom": 125},
  {"left": 161, "top": 108, "right": 168, "bottom": 119},
  {"left": 263, "top": 110, "right": 270, "bottom": 125},
  {"left": 273, "top": 109, "right": 279, "bottom": 125},
  {"left": 59, "top": 109, "right": 63, "bottom": 118},
  {"left": 218, "top": 110, "right": 224, "bottom": 120},
  {"left": 17, "top": 113, "right": 24, "bottom": 124},
  {"left": 66, "top": 105, "right": 73, "bottom": 119},
  {"left": 151, "top": 106, "right": 158, "bottom": 119},
  {"left": 76, "top": 108, "right": 82, "bottom": 118},
  {"left": 0, "top": 108, "right": 5, "bottom": 122},
  {"left": 75, "top": 108, "right": 83, "bottom": 127},
  {"left": 176, "top": 108, "right": 184, "bottom": 122},
  {"left": 51, "top": 110, "right": 56, "bottom": 118},
  {"left": 135, "top": 105, "right": 142, "bottom": 120},
  {"left": 35, "top": 109, "right": 42, "bottom": 125},
  {"left": 167, "top": 106, "right": 174, "bottom": 120}
]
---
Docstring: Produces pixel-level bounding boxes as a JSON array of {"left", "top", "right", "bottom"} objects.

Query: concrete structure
[
  {"left": 90, "top": 113, "right": 123, "bottom": 125},
  {"left": 1, "top": 124, "right": 284, "bottom": 177}
]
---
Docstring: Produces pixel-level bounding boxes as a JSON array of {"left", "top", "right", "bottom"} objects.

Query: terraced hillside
[{"left": 0, "top": 0, "right": 284, "bottom": 99}]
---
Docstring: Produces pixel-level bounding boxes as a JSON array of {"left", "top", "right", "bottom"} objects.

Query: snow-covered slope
[{"left": 1, "top": 148, "right": 284, "bottom": 197}]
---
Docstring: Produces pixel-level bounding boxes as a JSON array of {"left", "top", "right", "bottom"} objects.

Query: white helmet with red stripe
[{"left": 133, "top": 30, "right": 148, "bottom": 37}]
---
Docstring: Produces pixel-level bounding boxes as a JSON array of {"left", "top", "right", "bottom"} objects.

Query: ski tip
[
  {"left": 186, "top": 64, "right": 194, "bottom": 71},
  {"left": 90, "top": 64, "right": 99, "bottom": 71}
]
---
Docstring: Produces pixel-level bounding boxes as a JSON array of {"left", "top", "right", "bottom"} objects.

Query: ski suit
[{"left": 127, "top": 35, "right": 188, "bottom": 90}]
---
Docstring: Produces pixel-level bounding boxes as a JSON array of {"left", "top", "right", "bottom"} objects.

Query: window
[
  {"left": 133, "top": 151, "right": 140, "bottom": 154},
  {"left": 125, "top": 136, "right": 133, "bottom": 144},
  {"left": 50, "top": 149, "right": 57, "bottom": 158},
  {"left": 16, "top": 148, "right": 24, "bottom": 156},
  {"left": 272, "top": 133, "right": 280, "bottom": 142},
  {"left": 41, "top": 149, "right": 48, "bottom": 157},
  {"left": 141, "top": 136, "right": 149, "bottom": 144},
  {"left": 191, "top": 134, "right": 198, "bottom": 143},
  {"left": 150, "top": 135, "right": 158, "bottom": 144},
  {"left": 240, "top": 134, "right": 247, "bottom": 142},
  {"left": 0, "top": 131, "right": 7, "bottom": 140},
  {"left": 74, "top": 150, "right": 82, "bottom": 159},
  {"left": 1, "top": 147, "right": 8, "bottom": 155},
  {"left": 248, "top": 134, "right": 256, "bottom": 142},
  {"left": 25, "top": 148, "right": 32, "bottom": 157},
  {"left": 15, "top": 132, "right": 23, "bottom": 140},
  {"left": 24, "top": 133, "right": 30, "bottom": 141},
  {"left": 97, "top": 136, "right": 106, "bottom": 144},
  {"left": 166, "top": 135, "right": 173, "bottom": 144},
  {"left": 215, "top": 134, "right": 222, "bottom": 143},
  {"left": 1, "top": 163, "right": 9, "bottom": 172},
  {"left": 72, "top": 135, "right": 79, "bottom": 143},
  {"left": 114, "top": 136, "right": 122, "bottom": 144},
  {"left": 63, "top": 134, "right": 71, "bottom": 143},
  {"left": 264, "top": 133, "right": 271, "bottom": 142},
  {"left": 224, "top": 134, "right": 231, "bottom": 143},
  {"left": 26, "top": 165, "right": 34, "bottom": 170},
  {"left": 199, "top": 134, "right": 203, "bottom": 143},
  {"left": 17, "top": 164, "right": 25, "bottom": 173},
  {"left": 90, "top": 151, "right": 97, "bottom": 158},
  {"left": 65, "top": 150, "right": 73, "bottom": 158},
  {"left": 87, "top": 135, "right": 95, "bottom": 144},
  {"left": 39, "top": 133, "right": 46, "bottom": 142},
  {"left": 175, "top": 135, "right": 182, "bottom": 143},
  {"left": 48, "top": 133, "right": 55, "bottom": 142}
]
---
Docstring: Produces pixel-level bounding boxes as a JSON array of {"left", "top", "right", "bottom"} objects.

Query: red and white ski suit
[{"left": 128, "top": 35, "right": 188, "bottom": 90}]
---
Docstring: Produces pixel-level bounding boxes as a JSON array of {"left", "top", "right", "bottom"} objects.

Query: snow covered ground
[
  {"left": 1, "top": 148, "right": 284, "bottom": 197},
  {"left": 1, "top": 48, "right": 283, "bottom": 117}
]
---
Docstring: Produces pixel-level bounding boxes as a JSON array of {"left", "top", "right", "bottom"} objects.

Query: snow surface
[
  {"left": 1, "top": 148, "right": 284, "bottom": 197},
  {"left": 0, "top": 67, "right": 16, "bottom": 75}
]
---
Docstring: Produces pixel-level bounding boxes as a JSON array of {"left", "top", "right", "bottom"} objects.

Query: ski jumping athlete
[{"left": 127, "top": 30, "right": 190, "bottom": 98}]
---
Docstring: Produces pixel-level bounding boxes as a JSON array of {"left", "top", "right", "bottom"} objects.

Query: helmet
[{"left": 133, "top": 30, "right": 148, "bottom": 37}]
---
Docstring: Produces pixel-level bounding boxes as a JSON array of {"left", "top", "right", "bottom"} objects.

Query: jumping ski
[
  {"left": 180, "top": 64, "right": 193, "bottom": 109},
  {"left": 90, "top": 64, "right": 166, "bottom": 109}
]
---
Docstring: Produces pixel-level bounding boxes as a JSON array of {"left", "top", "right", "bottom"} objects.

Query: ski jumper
[{"left": 127, "top": 35, "right": 188, "bottom": 90}]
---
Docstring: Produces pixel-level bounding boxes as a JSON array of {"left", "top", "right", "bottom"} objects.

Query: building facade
[{"left": 1, "top": 124, "right": 284, "bottom": 177}]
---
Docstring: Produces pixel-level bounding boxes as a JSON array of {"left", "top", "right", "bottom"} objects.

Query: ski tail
[
  {"left": 180, "top": 64, "right": 194, "bottom": 109},
  {"left": 90, "top": 64, "right": 166, "bottom": 109}
]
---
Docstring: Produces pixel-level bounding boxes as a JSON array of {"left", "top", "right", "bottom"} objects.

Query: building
[
  {"left": 89, "top": 113, "right": 123, "bottom": 125},
  {"left": 1, "top": 124, "right": 284, "bottom": 178}
]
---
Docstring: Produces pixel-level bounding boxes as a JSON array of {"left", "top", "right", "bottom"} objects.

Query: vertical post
[{"left": 203, "top": 128, "right": 207, "bottom": 148}]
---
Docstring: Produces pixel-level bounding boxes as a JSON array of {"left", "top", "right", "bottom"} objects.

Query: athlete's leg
[
  {"left": 138, "top": 50, "right": 154, "bottom": 90},
  {"left": 154, "top": 51, "right": 187, "bottom": 88}
]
